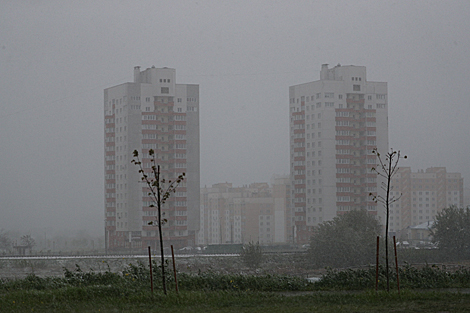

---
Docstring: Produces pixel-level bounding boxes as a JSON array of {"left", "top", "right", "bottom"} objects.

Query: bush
[
  {"left": 240, "top": 242, "right": 263, "bottom": 269},
  {"left": 432, "top": 206, "right": 470, "bottom": 260},
  {"left": 308, "top": 210, "right": 381, "bottom": 268}
]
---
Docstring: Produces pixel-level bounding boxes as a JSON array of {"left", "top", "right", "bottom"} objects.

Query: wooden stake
[
  {"left": 171, "top": 245, "right": 179, "bottom": 294},
  {"left": 393, "top": 236, "right": 400, "bottom": 294},
  {"left": 148, "top": 246, "right": 153, "bottom": 293},
  {"left": 376, "top": 236, "right": 380, "bottom": 292}
]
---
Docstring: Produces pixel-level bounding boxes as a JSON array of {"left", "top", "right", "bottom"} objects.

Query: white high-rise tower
[
  {"left": 104, "top": 66, "right": 200, "bottom": 251},
  {"left": 289, "top": 64, "right": 388, "bottom": 243}
]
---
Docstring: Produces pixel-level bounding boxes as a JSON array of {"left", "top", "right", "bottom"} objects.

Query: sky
[{"left": 0, "top": 0, "right": 469, "bottom": 237}]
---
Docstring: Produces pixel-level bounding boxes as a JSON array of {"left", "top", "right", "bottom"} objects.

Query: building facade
[
  {"left": 104, "top": 66, "right": 200, "bottom": 251},
  {"left": 389, "top": 167, "right": 464, "bottom": 238},
  {"left": 289, "top": 64, "right": 389, "bottom": 243},
  {"left": 199, "top": 176, "right": 291, "bottom": 245}
]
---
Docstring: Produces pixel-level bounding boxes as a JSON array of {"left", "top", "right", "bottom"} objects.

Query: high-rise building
[
  {"left": 389, "top": 167, "right": 463, "bottom": 238},
  {"left": 104, "top": 66, "right": 200, "bottom": 251},
  {"left": 289, "top": 64, "right": 388, "bottom": 243}
]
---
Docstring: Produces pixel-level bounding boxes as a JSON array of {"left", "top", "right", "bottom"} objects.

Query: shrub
[{"left": 240, "top": 241, "right": 263, "bottom": 269}]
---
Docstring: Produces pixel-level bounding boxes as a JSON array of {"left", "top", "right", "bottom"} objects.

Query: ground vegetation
[
  {"left": 431, "top": 206, "right": 470, "bottom": 260},
  {"left": 2, "top": 264, "right": 470, "bottom": 312},
  {"left": 308, "top": 209, "right": 381, "bottom": 268}
]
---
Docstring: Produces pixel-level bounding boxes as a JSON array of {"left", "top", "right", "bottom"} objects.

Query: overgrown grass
[
  {"left": 316, "top": 263, "right": 470, "bottom": 290},
  {"left": 2, "top": 261, "right": 470, "bottom": 293},
  {"left": 1, "top": 262, "right": 470, "bottom": 312}
]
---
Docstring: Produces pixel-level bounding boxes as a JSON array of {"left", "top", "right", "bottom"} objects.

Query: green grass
[
  {"left": 1, "top": 263, "right": 470, "bottom": 312},
  {"left": 2, "top": 288, "right": 470, "bottom": 312}
]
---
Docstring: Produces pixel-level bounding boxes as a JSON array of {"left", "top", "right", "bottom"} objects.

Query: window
[
  {"left": 161, "top": 87, "right": 169, "bottom": 94},
  {"left": 336, "top": 120, "right": 349, "bottom": 126},
  {"left": 353, "top": 85, "right": 360, "bottom": 91},
  {"left": 336, "top": 139, "right": 350, "bottom": 145},
  {"left": 324, "top": 93, "right": 334, "bottom": 98}
]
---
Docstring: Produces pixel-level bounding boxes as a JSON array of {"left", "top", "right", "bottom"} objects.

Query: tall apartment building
[
  {"left": 389, "top": 167, "right": 463, "bottom": 238},
  {"left": 104, "top": 66, "right": 200, "bottom": 251},
  {"left": 199, "top": 176, "right": 291, "bottom": 245},
  {"left": 289, "top": 64, "right": 388, "bottom": 243}
]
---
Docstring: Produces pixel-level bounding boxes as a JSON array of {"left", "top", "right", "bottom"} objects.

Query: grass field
[
  {"left": 2, "top": 288, "right": 470, "bottom": 312},
  {"left": 1, "top": 262, "right": 470, "bottom": 312}
]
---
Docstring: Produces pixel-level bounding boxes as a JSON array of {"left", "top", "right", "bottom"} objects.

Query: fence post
[
  {"left": 171, "top": 245, "right": 179, "bottom": 294},
  {"left": 376, "top": 236, "right": 380, "bottom": 292},
  {"left": 393, "top": 236, "right": 400, "bottom": 294},
  {"left": 148, "top": 246, "right": 153, "bottom": 293}
]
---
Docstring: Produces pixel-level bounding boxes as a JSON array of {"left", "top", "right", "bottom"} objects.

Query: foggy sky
[{"left": 1, "top": 1, "right": 469, "bottom": 237}]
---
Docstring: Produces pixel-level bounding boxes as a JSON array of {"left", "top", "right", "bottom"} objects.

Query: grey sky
[{"left": 1, "top": 1, "right": 469, "bottom": 236}]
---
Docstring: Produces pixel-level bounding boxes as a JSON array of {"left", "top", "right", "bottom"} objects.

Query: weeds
[
  {"left": 178, "top": 271, "right": 310, "bottom": 291},
  {"left": 316, "top": 263, "right": 470, "bottom": 290},
  {"left": 1, "top": 262, "right": 469, "bottom": 296},
  {"left": 240, "top": 241, "right": 263, "bottom": 269}
]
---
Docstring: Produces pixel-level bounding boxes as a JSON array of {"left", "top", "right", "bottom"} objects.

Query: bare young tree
[
  {"left": 370, "top": 148, "right": 406, "bottom": 292},
  {"left": 131, "top": 149, "right": 185, "bottom": 295}
]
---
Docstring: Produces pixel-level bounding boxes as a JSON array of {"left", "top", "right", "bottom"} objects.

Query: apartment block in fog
[
  {"left": 388, "top": 167, "right": 463, "bottom": 237},
  {"left": 104, "top": 66, "right": 200, "bottom": 251},
  {"left": 199, "top": 176, "right": 291, "bottom": 245},
  {"left": 289, "top": 64, "right": 389, "bottom": 243}
]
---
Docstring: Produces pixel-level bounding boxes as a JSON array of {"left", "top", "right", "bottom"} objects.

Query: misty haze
[
  {"left": 0, "top": 0, "right": 470, "bottom": 312},
  {"left": 1, "top": 2, "right": 470, "bottom": 310}
]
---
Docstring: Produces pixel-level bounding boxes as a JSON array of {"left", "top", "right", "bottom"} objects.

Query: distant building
[
  {"left": 289, "top": 64, "right": 389, "bottom": 243},
  {"left": 199, "top": 176, "right": 291, "bottom": 245},
  {"left": 104, "top": 66, "right": 200, "bottom": 251},
  {"left": 403, "top": 220, "right": 435, "bottom": 246},
  {"left": 389, "top": 167, "right": 464, "bottom": 238},
  {"left": 464, "top": 187, "right": 470, "bottom": 208}
]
